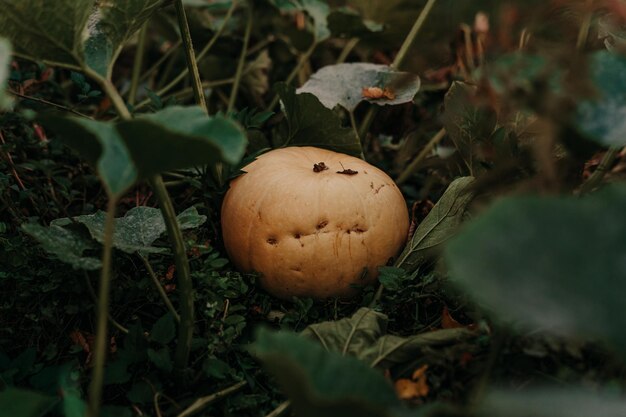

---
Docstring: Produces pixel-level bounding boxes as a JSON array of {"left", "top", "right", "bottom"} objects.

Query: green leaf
[
  {"left": 442, "top": 82, "right": 497, "bottom": 175},
  {"left": 0, "top": 0, "right": 164, "bottom": 79},
  {"left": 74, "top": 205, "right": 206, "bottom": 254},
  {"left": 575, "top": 51, "right": 626, "bottom": 148},
  {"left": 148, "top": 348, "right": 173, "bottom": 373},
  {"left": 21, "top": 223, "right": 102, "bottom": 270},
  {"left": 297, "top": 63, "right": 420, "bottom": 112},
  {"left": 0, "top": 38, "right": 12, "bottom": 109},
  {"left": 301, "top": 308, "right": 476, "bottom": 369},
  {"left": 150, "top": 313, "right": 176, "bottom": 345},
  {"left": 253, "top": 329, "right": 400, "bottom": 417},
  {"left": 0, "top": 0, "right": 92, "bottom": 70},
  {"left": 269, "top": 0, "right": 331, "bottom": 41},
  {"left": 276, "top": 83, "right": 362, "bottom": 157},
  {"left": 83, "top": 0, "right": 164, "bottom": 78},
  {"left": 480, "top": 389, "right": 626, "bottom": 417},
  {"left": 445, "top": 184, "right": 626, "bottom": 359},
  {"left": 117, "top": 106, "right": 247, "bottom": 169},
  {"left": 0, "top": 387, "right": 59, "bottom": 417},
  {"left": 40, "top": 116, "right": 137, "bottom": 199},
  {"left": 41, "top": 106, "right": 247, "bottom": 198},
  {"left": 396, "top": 177, "right": 475, "bottom": 274}
]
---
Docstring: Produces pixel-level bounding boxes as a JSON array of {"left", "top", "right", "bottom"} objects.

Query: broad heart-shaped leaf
[
  {"left": 83, "top": 0, "right": 164, "bottom": 78},
  {"left": 21, "top": 223, "right": 102, "bottom": 270},
  {"left": 276, "top": 83, "right": 362, "bottom": 157},
  {"left": 41, "top": 106, "right": 247, "bottom": 198},
  {"left": 253, "top": 329, "right": 400, "bottom": 417},
  {"left": 480, "top": 388, "right": 626, "bottom": 417},
  {"left": 442, "top": 82, "right": 497, "bottom": 175},
  {"left": 0, "top": 38, "right": 12, "bottom": 109},
  {"left": 0, "top": 0, "right": 165, "bottom": 78},
  {"left": 268, "top": 0, "right": 330, "bottom": 41},
  {"left": 117, "top": 107, "right": 247, "bottom": 170},
  {"left": 396, "top": 177, "right": 475, "bottom": 274},
  {"left": 150, "top": 313, "right": 176, "bottom": 345},
  {"left": 445, "top": 184, "right": 626, "bottom": 360},
  {"left": 301, "top": 308, "right": 476, "bottom": 369},
  {"left": 41, "top": 116, "right": 138, "bottom": 199},
  {"left": 0, "top": 0, "right": 92, "bottom": 70},
  {"left": 74, "top": 206, "right": 206, "bottom": 254},
  {"left": 298, "top": 63, "right": 420, "bottom": 112},
  {"left": 575, "top": 51, "right": 626, "bottom": 148},
  {"left": 0, "top": 388, "right": 59, "bottom": 417}
]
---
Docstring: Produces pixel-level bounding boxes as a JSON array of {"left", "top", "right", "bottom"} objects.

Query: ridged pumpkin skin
[{"left": 221, "top": 146, "right": 409, "bottom": 299}]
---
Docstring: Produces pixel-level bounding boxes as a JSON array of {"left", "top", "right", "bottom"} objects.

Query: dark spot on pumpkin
[
  {"left": 313, "top": 162, "right": 328, "bottom": 172},
  {"left": 294, "top": 233, "right": 301, "bottom": 239},
  {"left": 316, "top": 220, "right": 328, "bottom": 229},
  {"left": 336, "top": 162, "right": 358, "bottom": 175},
  {"left": 266, "top": 238, "right": 278, "bottom": 245}
]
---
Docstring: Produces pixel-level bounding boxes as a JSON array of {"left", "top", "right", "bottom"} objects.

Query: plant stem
[
  {"left": 149, "top": 175, "right": 194, "bottom": 372},
  {"left": 396, "top": 128, "right": 446, "bottom": 185},
  {"left": 264, "top": 400, "right": 290, "bottom": 417},
  {"left": 139, "top": 40, "right": 182, "bottom": 84},
  {"left": 358, "top": 0, "right": 439, "bottom": 139},
  {"left": 83, "top": 272, "right": 129, "bottom": 334},
  {"left": 158, "top": 1, "right": 237, "bottom": 100},
  {"left": 174, "top": 0, "right": 208, "bottom": 113},
  {"left": 176, "top": 380, "right": 247, "bottom": 417},
  {"left": 267, "top": 40, "right": 318, "bottom": 110},
  {"left": 336, "top": 37, "right": 359, "bottom": 64},
  {"left": 87, "top": 198, "right": 117, "bottom": 417},
  {"left": 576, "top": 0, "right": 595, "bottom": 51},
  {"left": 139, "top": 254, "right": 181, "bottom": 323},
  {"left": 579, "top": 148, "right": 621, "bottom": 194},
  {"left": 129, "top": 22, "right": 149, "bottom": 105},
  {"left": 227, "top": 3, "right": 253, "bottom": 114},
  {"left": 134, "top": 77, "right": 234, "bottom": 112}
]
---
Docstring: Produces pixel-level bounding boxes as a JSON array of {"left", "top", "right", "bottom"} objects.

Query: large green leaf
[
  {"left": 297, "top": 63, "right": 420, "bottom": 112},
  {"left": 253, "top": 329, "right": 400, "bottom": 417},
  {"left": 0, "top": 387, "right": 59, "bottom": 417},
  {"left": 276, "top": 83, "right": 362, "bottom": 157},
  {"left": 395, "top": 177, "right": 475, "bottom": 274},
  {"left": 0, "top": 0, "right": 92, "bottom": 70},
  {"left": 301, "top": 308, "right": 476, "bottom": 369},
  {"left": 21, "top": 223, "right": 102, "bottom": 270},
  {"left": 40, "top": 116, "right": 137, "bottom": 199},
  {"left": 42, "top": 106, "right": 247, "bottom": 198},
  {"left": 83, "top": 0, "right": 164, "bottom": 77},
  {"left": 575, "top": 51, "right": 626, "bottom": 148},
  {"left": 480, "top": 389, "right": 626, "bottom": 417},
  {"left": 74, "top": 206, "right": 206, "bottom": 254},
  {"left": 116, "top": 107, "right": 247, "bottom": 171},
  {"left": 0, "top": 38, "right": 12, "bottom": 109},
  {"left": 0, "top": 0, "right": 165, "bottom": 78},
  {"left": 445, "top": 184, "right": 626, "bottom": 360},
  {"left": 327, "top": 8, "right": 383, "bottom": 39}
]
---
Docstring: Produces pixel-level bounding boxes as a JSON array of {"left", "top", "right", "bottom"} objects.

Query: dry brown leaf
[
  {"left": 395, "top": 364, "right": 429, "bottom": 400},
  {"left": 442, "top": 306, "right": 464, "bottom": 329}
]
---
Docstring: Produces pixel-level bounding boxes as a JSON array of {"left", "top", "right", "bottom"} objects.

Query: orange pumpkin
[{"left": 221, "top": 146, "right": 409, "bottom": 299}]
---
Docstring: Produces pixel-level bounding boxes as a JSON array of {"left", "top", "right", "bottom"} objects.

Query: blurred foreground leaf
[
  {"left": 446, "top": 184, "right": 626, "bottom": 359},
  {"left": 0, "top": 387, "right": 59, "bottom": 417},
  {"left": 253, "top": 329, "right": 399, "bottom": 417}
]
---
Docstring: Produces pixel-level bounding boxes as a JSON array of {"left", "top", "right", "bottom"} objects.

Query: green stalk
[
  {"left": 150, "top": 175, "right": 194, "bottom": 371},
  {"left": 227, "top": 4, "right": 253, "bottom": 114},
  {"left": 140, "top": 254, "right": 181, "bottom": 323},
  {"left": 358, "top": 0, "right": 439, "bottom": 140},
  {"left": 576, "top": 0, "right": 595, "bottom": 51},
  {"left": 396, "top": 128, "right": 446, "bottom": 185},
  {"left": 94, "top": 69, "right": 194, "bottom": 371},
  {"left": 129, "top": 22, "right": 149, "bottom": 106},
  {"left": 86, "top": 198, "right": 117, "bottom": 417},
  {"left": 174, "top": 0, "right": 208, "bottom": 113},
  {"left": 158, "top": 1, "right": 237, "bottom": 99}
]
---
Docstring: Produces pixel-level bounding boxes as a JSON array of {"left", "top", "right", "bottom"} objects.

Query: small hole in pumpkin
[
  {"left": 293, "top": 233, "right": 301, "bottom": 239},
  {"left": 316, "top": 220, "right": 328, "bottom": 229},
  {"left": 266, "top": 238, "right": 278, "bottom": 245}
]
